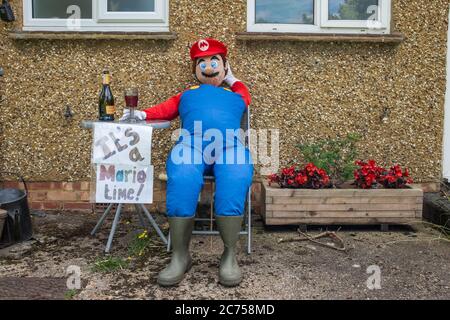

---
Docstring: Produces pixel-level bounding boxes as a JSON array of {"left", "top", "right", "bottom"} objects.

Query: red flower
[
  {"left": 354, "top": 160, "right": 385, "bottom": 189},
  {"left": 282, "top": 166, "right": 295, "bottom": 177},
  {"left": 305, "top": 163, "right": 317, "bottom": 176},
  {"left": 355, "top": 162, "right": 413, "bottom": 189},
  {"left": 268, "top": 163, "right": 331, "bottom": 189},
  {"left": 268, "top": 173, "right": 280, "bottom": 186},
  {"left": 404, "top": 168, "right": 410, "bottom": 177},
  {"left": 295, "top": 173, "right": 308, "bottom": 185}
]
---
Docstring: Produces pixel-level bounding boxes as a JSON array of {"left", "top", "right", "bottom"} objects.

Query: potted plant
[{"left": 262, "top": 135, "right": 423, "bottom": 229}]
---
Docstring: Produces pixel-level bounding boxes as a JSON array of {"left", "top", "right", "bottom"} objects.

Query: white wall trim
[{"left": 443, "top": 5, "right": 450, "bottom": 180}]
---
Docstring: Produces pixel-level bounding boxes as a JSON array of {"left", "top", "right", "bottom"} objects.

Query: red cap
[{"left": 190, "top": 38, "right": 228, "bottom": 61}]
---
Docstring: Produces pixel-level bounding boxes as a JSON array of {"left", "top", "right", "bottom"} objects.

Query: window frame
[
  {"left": 97, "top": 0, "right": 166, "bottom": 23},
  {"left": 321, "top": 0, "right": 390, "bottom": 29},
  {"left": 247, "top": 0, "right": 391, "bottom": 34},
  {"left": 247, "top": 0, "right": 321, "bottom": 33},
  {"left": 23, "top": 0, "right": 169, "bottom": 32}
]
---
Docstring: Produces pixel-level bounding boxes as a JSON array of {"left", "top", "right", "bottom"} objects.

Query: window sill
[
  {"left": 8, "top": 30, "right": 177, "bottom": 40},
  {"left": 235, "top": 32, "right": 405, "bottom": 44}
]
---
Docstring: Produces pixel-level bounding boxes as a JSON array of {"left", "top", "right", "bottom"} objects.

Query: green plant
[
  {"left": 128, "top": 230, "right": 153, "bottom": 258},
  {"left": 64, "top": 289, "right": 79, "bottom": 300},
  {"left": 90, "top": 231, "right": 164, "bottom": 274},
  {"left": 297, "top": 133, "right": 361, "bottom": 186},
  {"left": 92, "top": 256, "right": 129, "bottom": 273}
]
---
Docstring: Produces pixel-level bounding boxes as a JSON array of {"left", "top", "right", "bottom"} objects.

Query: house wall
[
  {"left": 0, "top": 1, "right": 448, "bottom": 211},
  {"left": 443, "top": 4, "right": 450, "bottom": 180}
]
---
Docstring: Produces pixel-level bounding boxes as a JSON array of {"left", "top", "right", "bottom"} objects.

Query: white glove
[
  {"left": 224, "top": 62, "right": 240, "bottom": 87},
  {"left": 120, "top": 109, "right": 147, "bottom": 121}
]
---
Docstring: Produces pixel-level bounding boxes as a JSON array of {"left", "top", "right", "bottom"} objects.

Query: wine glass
[{"left": 124, "top": 87, "right": 139, "bottom": 123}]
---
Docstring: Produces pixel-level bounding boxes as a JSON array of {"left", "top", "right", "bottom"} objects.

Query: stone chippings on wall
[{"left": 0, "top": 0, "right": 448, "bottom": 183}]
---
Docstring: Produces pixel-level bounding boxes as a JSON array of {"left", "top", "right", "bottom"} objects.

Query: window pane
[
  {"left": 32, "top": 0, "right": 92, "bottom": 19},
  {"left": 107, "top": 0, "right": 155, "bottom": 12},
  {"left": 328, "top": 0, "right": 379, "bottom": 20},
  {"left": 255, "top": 0, "right": 314, "bottom": 24}
]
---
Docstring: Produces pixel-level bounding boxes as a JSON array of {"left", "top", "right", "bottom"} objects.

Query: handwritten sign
[
  {"left": 92, "top": 123, "right": 154, "bottom": 204},
  {"left": 92, "top": 123, "right": 152, "bottom": 165},
  {"left": 95, "top": 164, "right": 153, "bottom": 204}
]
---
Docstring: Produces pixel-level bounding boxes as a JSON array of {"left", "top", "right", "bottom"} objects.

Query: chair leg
[
  {"left": 91, "top": 203, "right": 115, "bottom": 236},
  {"left": 247, "top": 188, "right": 252, "bottom": 255},
  {"left": 134, "top": 204, "right": 147, "bottom": 228},
  {"left": 105, "top": 204, "right": 123, "bottom": 253},
  {"left": 210, "top": 180, "right": 215, "bottom": 251},
  {"left": 139, "top": 204, "right": 168, "bottom": 245}
]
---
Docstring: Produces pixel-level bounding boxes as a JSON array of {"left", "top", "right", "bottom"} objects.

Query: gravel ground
[{"left": 0, "top": 211, "right": 448, "bottom": 300}]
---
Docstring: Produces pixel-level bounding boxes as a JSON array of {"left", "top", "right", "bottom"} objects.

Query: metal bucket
[{"left": 0, "top": 172, "right": 33, "bottom": 248}]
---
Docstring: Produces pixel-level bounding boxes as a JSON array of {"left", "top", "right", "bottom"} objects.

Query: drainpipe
[
  {"left": 443, "top": 5, "right": 450, "bottom": 180},
  {"left": 0, "top": 68, "right": 4, "bottom": 103}
]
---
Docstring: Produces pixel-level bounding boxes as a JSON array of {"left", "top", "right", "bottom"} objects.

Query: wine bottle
[{"left": 98, "top": 70, "right": 115, "bottom": 121}]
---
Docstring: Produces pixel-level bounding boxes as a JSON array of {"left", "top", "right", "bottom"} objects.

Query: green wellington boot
[
  {"left": 216, "top": 216, "right": 244, "bottom": 287},
  {"left": 157, "top": 217, "right": 194, "bottom": 287}
]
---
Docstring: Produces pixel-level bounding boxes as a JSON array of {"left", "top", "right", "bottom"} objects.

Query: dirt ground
[{"left": 0, "top": 210, "right": 449, "bottom": 300}]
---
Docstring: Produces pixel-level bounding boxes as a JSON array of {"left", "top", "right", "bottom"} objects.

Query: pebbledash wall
[{"left": 0, "top": 0, "right": 448, "bottom": 213}]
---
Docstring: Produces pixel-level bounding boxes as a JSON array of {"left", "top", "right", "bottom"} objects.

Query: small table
[{"left": 81, "top": 119, "right": 171, "bottom": 253}]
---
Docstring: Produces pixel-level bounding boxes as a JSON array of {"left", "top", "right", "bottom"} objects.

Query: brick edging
[{"left": 1, "top": 180, "right": 262, "bottom": 214}]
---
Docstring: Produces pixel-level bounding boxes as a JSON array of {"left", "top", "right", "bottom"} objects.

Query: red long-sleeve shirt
[{"left": 144, "top": 81, "right": 251, "bottom": 121}]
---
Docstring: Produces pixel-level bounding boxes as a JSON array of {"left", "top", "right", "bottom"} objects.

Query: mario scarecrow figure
[{"left": 121, "top": 39, "right": 253, "bottom": 287}]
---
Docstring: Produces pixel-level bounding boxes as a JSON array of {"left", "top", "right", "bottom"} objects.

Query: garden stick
[
  {"left": 278, "top": 230, "right": 347, "bottom": 252},
  {"left": 297, "top": 230, "right": 347, "bottom": 252}
]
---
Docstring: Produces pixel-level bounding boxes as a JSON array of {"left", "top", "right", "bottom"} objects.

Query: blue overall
[{"left": 166, "top": 84, "right": 254, "bottom": 217}]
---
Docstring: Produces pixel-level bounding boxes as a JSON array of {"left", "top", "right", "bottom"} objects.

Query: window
[
  {"left": 248, "top": 0, "right": 391, "bottom": 34},
  {"left": 98, "top": 0, "right": 166, "bottom": 23},
  {"left": 31, "top": 0, "right": 93, "bottom": 19},
  {"left": 23, "top": 0, "right": 169, "bottom": 32}
]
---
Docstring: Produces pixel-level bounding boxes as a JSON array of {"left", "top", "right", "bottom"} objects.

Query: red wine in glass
[{"left": 124, "top": 88, "right": 139, "bottom": 122}]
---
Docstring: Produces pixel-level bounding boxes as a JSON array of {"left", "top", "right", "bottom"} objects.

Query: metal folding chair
[{"left": 167, "top": 107, "right": 253, "bottom": 254}]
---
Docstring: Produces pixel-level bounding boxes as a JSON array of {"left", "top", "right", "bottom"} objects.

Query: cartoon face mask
[{"left": 194, "top": 55, "right": 227, "bottom": 87}]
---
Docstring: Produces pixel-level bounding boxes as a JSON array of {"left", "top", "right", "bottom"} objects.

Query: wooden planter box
[{"left": 262, "top": 181, "right": 423, "bottom": 227}]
